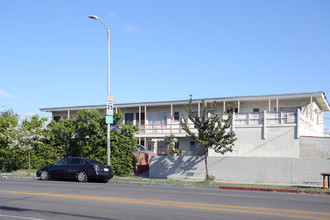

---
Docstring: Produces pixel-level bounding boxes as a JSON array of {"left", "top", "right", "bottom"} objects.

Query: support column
[
  {"left": 232, "top": 112, "right": 235, "bottom": 133},
  {"left": 263, "top": 110, "right": 267, "bottom": 139},
  {"left": 223, "top": 101, "right": 226, "bottom": 113},
  {"left": 268, "top": 99, "right": 271, "bottom": 112},
  {"left": 144, "top": 137, "right": 147, "bottom": 148},
  {"left": 170, "top": 104, "right": 173, "bottom": 133},
  {"left": 297, "top": 109, "right": 300, "bottom": 139},
  {"left": 145, "top": 105, "right": 147, "bottom": 133},
  {"left": 139, "top": 106, "right": 141, "bottom": 130},
  {"left": 276, "top": 99, "right": 279, "bottom": 112},
  {"left": 237, "top": 100, "right": 240, "bottom": 113},
  {"left": 68, "top": 110, "right": 70, "bottom": 118},
  {"left": 198, "top": 102, "right": 200, "bottom": 117}
]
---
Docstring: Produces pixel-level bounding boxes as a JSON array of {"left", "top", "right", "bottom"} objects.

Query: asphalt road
[{"left": 0, "top": 178, "right": 330, "bottom": 220}]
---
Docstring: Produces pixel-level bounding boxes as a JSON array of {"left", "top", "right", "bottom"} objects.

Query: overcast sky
[{"left": 1, "top": 0, "right": 329, "bottom": 132}]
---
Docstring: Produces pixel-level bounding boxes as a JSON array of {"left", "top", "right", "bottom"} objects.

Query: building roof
[{"left": 40, "top": 91, "right": 330, "bottom": 112}]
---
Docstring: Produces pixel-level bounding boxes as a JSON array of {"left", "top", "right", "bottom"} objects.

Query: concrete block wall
[
  {"left": 299, "top": 136, "right": 330, "bottom": 159},
  {"left": 149, "top": 156, "right": 330, "bottom": 185}
]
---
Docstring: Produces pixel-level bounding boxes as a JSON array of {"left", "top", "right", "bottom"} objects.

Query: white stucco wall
[
  {"left": 150, "top": 156, "right": 330, "bottom": 185},
  {"left": 208, "top": 124, "right": 299, "bottom": 158}
]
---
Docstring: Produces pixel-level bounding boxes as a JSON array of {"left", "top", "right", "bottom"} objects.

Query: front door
[{"left": 157, "top": 140, "right": 167, "bottom": 156}]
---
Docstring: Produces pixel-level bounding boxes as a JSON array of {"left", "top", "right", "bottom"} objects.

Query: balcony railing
[{"left": 137, "top": 111, "right": 299, "bottom": 135}]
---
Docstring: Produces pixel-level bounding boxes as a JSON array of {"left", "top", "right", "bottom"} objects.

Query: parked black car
[{"left": 36, "top": 157, "right": 114, "bottom": 183}]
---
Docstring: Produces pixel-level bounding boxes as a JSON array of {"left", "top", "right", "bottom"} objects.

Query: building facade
[{"left": 40, "top": 91, "right": 330, "bottom": 158}]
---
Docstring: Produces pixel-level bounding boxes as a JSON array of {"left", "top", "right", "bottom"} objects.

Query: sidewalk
[{"left": 1, "top": 171, "right": 329, "bottom": 195}]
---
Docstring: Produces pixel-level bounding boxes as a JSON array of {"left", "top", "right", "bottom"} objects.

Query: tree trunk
[
  {"left": 28, "top": 150, "right": 31, "bottom": 175},
  {"left": 204, "top": 155, "right": 209, "bottom": 179}
]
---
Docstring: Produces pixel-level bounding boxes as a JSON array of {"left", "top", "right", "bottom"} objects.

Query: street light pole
[{"left": 89, "top": 15, "right": 111, "bottom": 166}]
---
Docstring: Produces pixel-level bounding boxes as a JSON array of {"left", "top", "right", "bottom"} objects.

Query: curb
[
  {"left": 219, "top": 186, "right": 298, "bottom": 193},
  {"left": 219, "top": 186, "right": 330, "bottom": 195}
]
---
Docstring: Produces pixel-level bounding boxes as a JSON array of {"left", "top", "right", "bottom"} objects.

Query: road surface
[{"left": 0, "top": 178, "right": 329, "bottom": 220}]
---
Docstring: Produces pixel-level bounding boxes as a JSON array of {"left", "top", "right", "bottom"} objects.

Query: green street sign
[{"left": 106, "top": 116, "right": 113, "bottom": 124}]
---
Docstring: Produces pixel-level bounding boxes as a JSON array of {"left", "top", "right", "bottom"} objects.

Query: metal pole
[
  {"left": 89, "top": 15, "right": 111, "bottom": 166},
  {"left": 107, "top": 27, "right": 111, "bottom": 166}
]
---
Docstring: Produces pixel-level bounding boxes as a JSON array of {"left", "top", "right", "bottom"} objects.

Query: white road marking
[{"left": 0, "top": 214, "right": 47, "bottom": 220}]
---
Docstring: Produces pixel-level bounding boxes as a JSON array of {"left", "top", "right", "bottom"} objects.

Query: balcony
[{"left": 136, "top": 111, "right": 301, "bottom": 135}]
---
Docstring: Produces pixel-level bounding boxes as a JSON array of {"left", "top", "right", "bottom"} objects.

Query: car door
[
  {"left": 49, "top": 158, "right": 71, "bottom": 179},
  {"left": 66, "top": 158, "right": 83, "bottom": 179}
]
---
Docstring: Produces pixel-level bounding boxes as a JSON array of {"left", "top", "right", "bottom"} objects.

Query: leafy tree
[
  {"left": 0, "top": 109, "right": 21, "bottom": 171},
  {"left": 47, "top": 109, "right": 139, "bottom": 176},
  {"left": 47, "top": 117, "right": 76, "bottom": 159},
  {"left": 180, "top": 95, "right": 237, "bottom": 180},
  {"left": 5, "top": 116, "right": 47, "bottom": 173},
  {"left": 110, "top": 110, "right": 139, "bottom": 175},
  {"left": 22, "top": 115, "right": 55, "bottom": 169},
  {"left": 0, "top": 108, "right": 20, "bottom": 119}
]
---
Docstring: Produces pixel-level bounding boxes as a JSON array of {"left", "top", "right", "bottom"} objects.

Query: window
[
  {"left": 136, "top": 112, "right": 145, "bottom": 125},
  {"left": 274, "top": 106, "right": 301, "bottom": 112},
  {"left": 125, "top": 113, "right": 134, "bottom": 125},
  {"left": 147, "top": 112, "right": 167, "bottom": 125},
  {"left": 69, "top": 158, "right": 82, "bottom": 165},
  {"left": 190, "top": 141, "right": 196, "bottom": 151},
  {"left": 200, "top": 109, "right": 212, "bottom": 118},
  {"left": 253, "top": 108, "right": 259, "bottom": 113},
  {"left": 174, "top": 112, "right": 180, "bottom": 121},
  {"left": 227, "top": 108, "right": 238, "bottom": 113},
  {"left": 55, "top": 158, "right": 71, "bottom": 165},
  {"left": 54, "top": 116, "right": 61, "bottom": 122},
  {"left": 175, "top": 141, "right": 180, "bottom": 150}
]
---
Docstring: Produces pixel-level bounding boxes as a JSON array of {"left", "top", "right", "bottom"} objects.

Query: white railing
[{"left": 137, "top": 111, "right": 299, "bottom": 134}]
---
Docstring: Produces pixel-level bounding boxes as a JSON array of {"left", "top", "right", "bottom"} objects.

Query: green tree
[
  {"left": 110, "top": 110, "right": 139, "bottom": 175},
  {"left": 0, "top": 109, "right": 21, "bottom": 171},
  {"left": 180, "top": 95, "right": 237, "bottom": 180},
  {"left": 47, "top": 117, "right": 76, "bottom": 159},
  {"left": 5, "top": 115, "right": 47, "bottom": 173},
  {"left": 47, "top": 109, "right": 139, "bottom": 176},
  {"left": 22, "top": 115, "right": 55, "bottom": 169}
]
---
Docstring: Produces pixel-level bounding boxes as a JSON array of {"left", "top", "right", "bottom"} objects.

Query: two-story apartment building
[{"left": 40, "top": 91, "right": 330, "bottom": 158}]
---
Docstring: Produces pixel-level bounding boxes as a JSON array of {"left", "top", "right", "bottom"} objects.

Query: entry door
[{"left": 157, "top": 140, "right": 167, "bottom": 156}]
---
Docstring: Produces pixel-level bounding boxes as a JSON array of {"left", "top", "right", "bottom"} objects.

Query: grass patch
[
  {"left": 2, "top": 171, "right": 329, "bottom": 194},
  {"left": 110, "top": 177, "right": 330, "bottom": 194},
  {"left": 0, "top": 169, "right": 37, "bottom": 177}
]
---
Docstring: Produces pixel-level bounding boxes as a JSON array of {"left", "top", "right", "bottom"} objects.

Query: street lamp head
[{"left": 89, "top": 15, "right": 99, "bottom": 20}]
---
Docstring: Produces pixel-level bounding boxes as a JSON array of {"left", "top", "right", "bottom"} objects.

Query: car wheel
[
  {"left": 77, "top": 171, "right": 88, "bottom": 182},
  {"left": 40, "top": 170, "right": 49, "bottom": 180}
]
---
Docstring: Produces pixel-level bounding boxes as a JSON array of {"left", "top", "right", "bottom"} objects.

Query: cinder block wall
[
  {"left": 149, "top": 156, "right": 330, "bottom": 185},
  {"left": 299, "top": 136, "right": 330, "bottom": 159}
]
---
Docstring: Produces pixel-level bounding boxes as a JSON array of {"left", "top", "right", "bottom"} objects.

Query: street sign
[
  {"left": 107, "top": 95, "right": 113, "bottom": 116},
  {"left": 106, "top": 115, "right": 113, "bottom": 124},
  {"left": 110, "top": 125, "right": 118, "bottom": 130}
]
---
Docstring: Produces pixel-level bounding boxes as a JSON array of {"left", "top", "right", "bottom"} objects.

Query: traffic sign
[
  {"left": 106, "top": 116, "right": 113, "bottom": 124},
  {"left": 110, "top": 125, "right": 118, "bottom": 130},
  {"left": 107, "top": 95, "right": 113, "bottom": 116}
]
